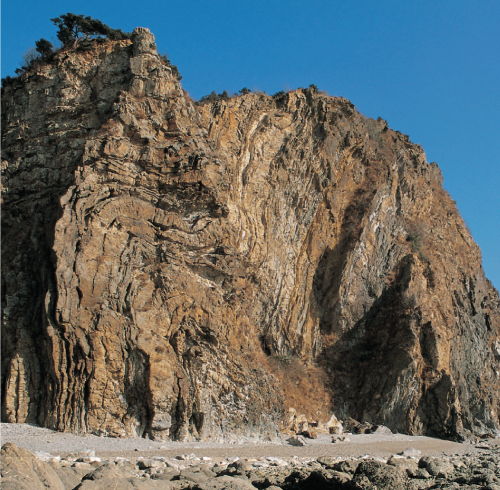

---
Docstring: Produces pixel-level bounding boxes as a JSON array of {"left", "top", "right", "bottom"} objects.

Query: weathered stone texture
[
  {"left": 2, "top": 27, "right": 499, "bottom": 440},
  {"left": 0, "top": 443, "right": 66, "bottom": 490}
]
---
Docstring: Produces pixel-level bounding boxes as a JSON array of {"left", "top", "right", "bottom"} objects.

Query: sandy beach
[{"left": 1, "top": 422, "right": 493, "bottom": 461}]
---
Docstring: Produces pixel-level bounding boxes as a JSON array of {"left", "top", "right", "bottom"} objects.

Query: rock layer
[{"left": 2, "top": 27, "right": 499, "bottom": 440}]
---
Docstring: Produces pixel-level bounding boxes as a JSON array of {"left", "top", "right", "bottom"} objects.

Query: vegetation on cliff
[
  {"left": 1, "top": 14, "right": 131, "bottom": 86},
  {"left": 50, "top": 13, "right": 131, "bottom": 46}
]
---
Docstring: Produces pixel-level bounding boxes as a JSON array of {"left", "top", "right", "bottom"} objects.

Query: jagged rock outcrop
[{"left": 2, "top": 27, "right": 499, "bottom": 441}]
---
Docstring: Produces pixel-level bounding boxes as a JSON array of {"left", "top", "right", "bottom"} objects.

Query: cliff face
[{"left": 2, "top": 28, "right": 499, "bottom": 441}]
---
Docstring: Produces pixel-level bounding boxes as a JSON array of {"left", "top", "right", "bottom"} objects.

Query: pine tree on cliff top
[{"left": 50, "top": 13, "right": 130, "bottom": 46}]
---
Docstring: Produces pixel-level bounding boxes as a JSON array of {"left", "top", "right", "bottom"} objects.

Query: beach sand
[{"left": 1, "top": 422, "right": 489, "bottom": 462}]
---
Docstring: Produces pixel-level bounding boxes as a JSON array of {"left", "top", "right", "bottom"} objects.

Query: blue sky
[{"left": 2, "top": 0, "right": 499, "bottom": 291}]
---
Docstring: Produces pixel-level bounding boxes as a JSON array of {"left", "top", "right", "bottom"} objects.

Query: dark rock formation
[{"left": 2, "top": 27, "right": 499, "bottom": 440}]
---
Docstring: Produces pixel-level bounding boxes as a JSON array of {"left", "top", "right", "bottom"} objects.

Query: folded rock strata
[{"left": 2, "top": 27, "right": 499, "bottom": 440}]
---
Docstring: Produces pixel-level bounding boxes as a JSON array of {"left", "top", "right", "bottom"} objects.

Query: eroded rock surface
[
  {"left": 1, "top": 442, "right": 66, "bottom": 490},
  {"left": 2, "top": 27, "right": 499, "bottom": 441}
]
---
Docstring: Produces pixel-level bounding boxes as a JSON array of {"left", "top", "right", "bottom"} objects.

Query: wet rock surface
[
  {"left": 2, "top": 27, "right": 499, "bottom": 441},
  {"left": 2, "top": 440, "right": 500, "bottom": 489}
]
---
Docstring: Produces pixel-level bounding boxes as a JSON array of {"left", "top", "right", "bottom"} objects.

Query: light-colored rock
[
  {"left": 293, "top": 414, "right": 309, "bottom": 434},
  {"left": 175, "top": 453, "right": 198, "bottom": 461},
  {"left": 267, "top": 457, "right": 288, "bottom": 467},
  {"left": 326, "top": 414, "right": 343, "bottom": 435},
  {"left": 282, "top": 408, "right": 297, "bottom": 433},
  {"left": 370, "top": 425, "right": 392, "bottom": 435},
  {"left": 317, "top": 455, "right": 338, "bottom": 467},
  {"left": 398, "top": 447, "right": 422, "bottom": 458}
]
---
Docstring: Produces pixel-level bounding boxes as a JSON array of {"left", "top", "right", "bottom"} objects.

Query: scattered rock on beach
[
  {"left": 332, "top": 435, "right": 351, "bottom": 443},
  {"left": 343, "top": 419, "right": 393, "bottom": 436},
  {"left": 326, "top": 414, "right": 344, "bottom": 435},
  {"left": 287, "top": 435, "right": 308, "bottom": 446},
  {"left": 370, "top": 425, "right": 393, "bottom": 435},
  {"left": 3, "top": 439, "right": 500, "bottom": 489},
  {"left": 282, "top": 408, "right": 344, "bottom": 439},
  {"left": 301, "top": 428, "right": 318, "bottom": 439},
  {"left": 398, "top": 447, "right": 422, "bottom": 458}
]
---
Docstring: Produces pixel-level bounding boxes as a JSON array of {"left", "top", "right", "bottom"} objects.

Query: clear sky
[{"left": 2, "top": 0, "right": 499, "bottom": 291}]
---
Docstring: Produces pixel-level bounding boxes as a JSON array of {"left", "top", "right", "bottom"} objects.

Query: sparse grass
[
  {"left": 406, "top": 226, "right": 431, "bottom": 264},
  {"left": 266, "top": 354, "right": 332, "bottom": 422},
  {"left": 407, "top": 231, "right": 422, "bottom": 252},
  {"left": 159, "top": 53, "right": 182, "bottom": 81}
]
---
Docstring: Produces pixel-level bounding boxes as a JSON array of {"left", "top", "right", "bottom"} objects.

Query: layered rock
[{"left": 2, "top": 27, "right": 499, "bottom": 440}]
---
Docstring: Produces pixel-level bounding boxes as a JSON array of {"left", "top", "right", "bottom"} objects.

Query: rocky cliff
[{"left": 2, "top": 28, "right": 499, "bottom": 441}]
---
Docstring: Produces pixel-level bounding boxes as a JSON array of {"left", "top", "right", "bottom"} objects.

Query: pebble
[
  {"left": 399, "top": 447, "right": 422, "bottom": 458},
  {"left": 176, "top": 453, "right": 197, "bottom": 460},
  {"left": 287, "top": 435, "right": 308, "bottom": 446}
]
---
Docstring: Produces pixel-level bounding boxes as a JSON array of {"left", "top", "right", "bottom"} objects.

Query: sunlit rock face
[{"left": 2, "top": 27, "right": 499, "bottom": 441}]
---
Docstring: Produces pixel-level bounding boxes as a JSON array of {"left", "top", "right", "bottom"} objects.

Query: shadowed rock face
[{"left": 2, "top": 28, "right": 499, "bottom": 441}]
